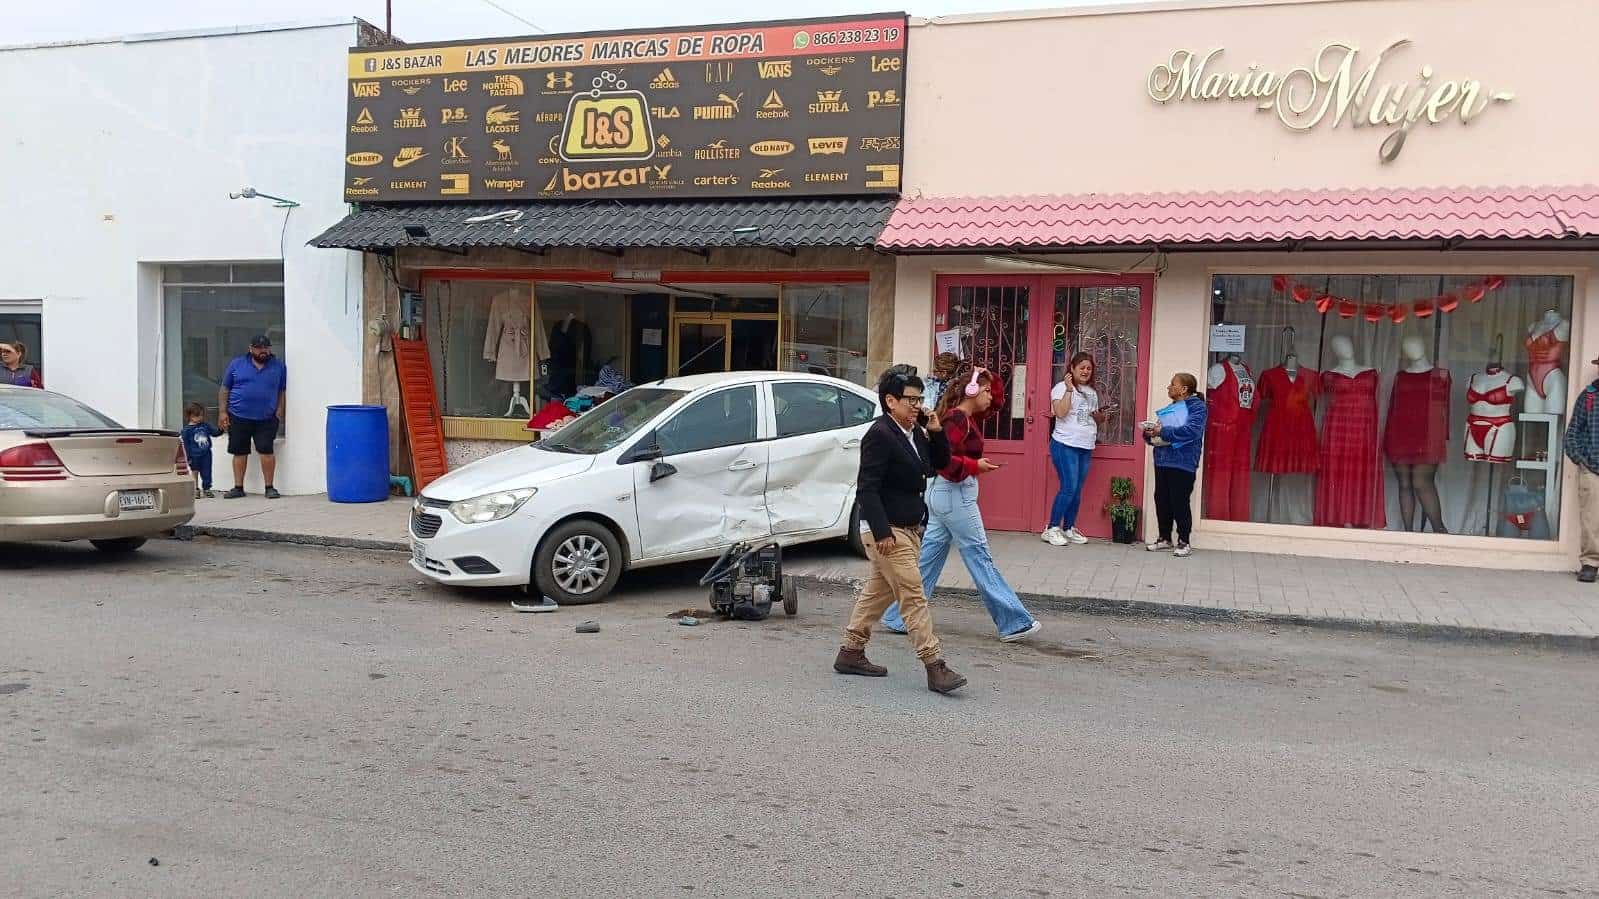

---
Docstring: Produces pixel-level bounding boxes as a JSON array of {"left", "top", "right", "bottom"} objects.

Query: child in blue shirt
[{"left": 181, "top": 402, "right": 223, "bottom": 498}]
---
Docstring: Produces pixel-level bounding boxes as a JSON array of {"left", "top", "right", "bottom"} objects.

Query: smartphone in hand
[{"left": 916, "top": 409, "right": 929, "bottom": 428}]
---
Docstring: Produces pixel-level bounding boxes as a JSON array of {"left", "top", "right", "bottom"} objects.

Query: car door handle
[
  {"left": 842, "top": 439, "right": 861, "bottom": 450},
  {"left": 728, "top": 459, "right": 758, "bottom": 471}
]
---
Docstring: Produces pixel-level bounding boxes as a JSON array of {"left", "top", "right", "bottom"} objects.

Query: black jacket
[{"left": 857, "top": 414, "right": 952, "bottom": 542}]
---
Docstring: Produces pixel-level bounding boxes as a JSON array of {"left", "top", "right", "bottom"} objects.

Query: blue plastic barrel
[{"left": 326, "top": 405, "right": 390, "bottom": 503}]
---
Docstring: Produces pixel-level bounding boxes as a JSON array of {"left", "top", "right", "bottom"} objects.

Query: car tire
[
  {"left": 781, "top": 577, "right": 798, "bottom": 617},
  {"left": 90, "top": 537, "right": 147, "bottom": 554},
  {"left": 846, "top": 501, "right": 866, "bottom": 558},
  {"left": 533, "top": 520, "right": 623, "bottom": 606}
]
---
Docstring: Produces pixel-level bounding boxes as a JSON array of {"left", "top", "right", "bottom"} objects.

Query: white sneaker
[
  {"left": 1146, "top": 539, "right": 1174, "bottom": 552},
  {"left": 1064, "top": 527, "right": 1089, "bottom": 545},
  {"left": 1040, "top": 527, "right": 1069, "bottom": 547},
  {"left": 1000, "top": 620, "right": 1042, "bottom": 643},
  {"left": 1173, "top": 542, "right": 1193, "bottom": 558}
]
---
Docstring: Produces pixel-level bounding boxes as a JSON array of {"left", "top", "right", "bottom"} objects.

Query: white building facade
[{"left": 0, "top": 20, "right": 377, "bottom": 494}]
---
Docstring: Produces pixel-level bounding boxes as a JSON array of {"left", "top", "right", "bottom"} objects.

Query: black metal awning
[{"left": 309, "top": 198, "right": 896, "bottom": 251}]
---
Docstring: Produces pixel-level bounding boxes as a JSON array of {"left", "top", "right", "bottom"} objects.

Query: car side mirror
[
  {"left": 649, "top": 460, "right": 678, "bottom": 483},
  {"left": 620, "top": 437, "right": 663, "bottom": 466}
]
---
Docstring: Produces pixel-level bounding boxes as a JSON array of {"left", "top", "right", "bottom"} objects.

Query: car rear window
[{"left": 0, "top": 390, "right": 122, "bottom": 430}]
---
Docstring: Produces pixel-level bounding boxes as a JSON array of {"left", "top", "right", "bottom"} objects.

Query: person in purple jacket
[{"left": 1141, "top": 372, "right": 1208, "bottom": 558}]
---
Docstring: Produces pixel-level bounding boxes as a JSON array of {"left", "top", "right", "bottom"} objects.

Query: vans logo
[{"left": 758, "top": 60, "right": 792, "bottom": 79}]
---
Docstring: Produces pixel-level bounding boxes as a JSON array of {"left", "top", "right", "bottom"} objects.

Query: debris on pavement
[
  {"left": 678, "top": 616, "right": 700, "bottom": 627},
  {"left": 148, "top": 858, "right": 160, "bottom": 867},
  {"left": 575, "top": 621, "right": 600, "bottom": 634},
  {"left": 511, "top": 596, "right": 560, "bottom": 613}
]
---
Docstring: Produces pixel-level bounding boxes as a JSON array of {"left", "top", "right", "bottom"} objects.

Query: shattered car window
[{"left": 536, "top": 388, "right": 684, "bottom": 455}]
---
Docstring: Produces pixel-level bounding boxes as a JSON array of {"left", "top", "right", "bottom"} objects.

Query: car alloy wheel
[{"left": 552, "top": 534, "right": 610, "bottom": 596}]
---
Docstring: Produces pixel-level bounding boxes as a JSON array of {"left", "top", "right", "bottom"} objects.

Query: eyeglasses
[{"left": 897, "top": 393, "right": 925, "bottom": 406}]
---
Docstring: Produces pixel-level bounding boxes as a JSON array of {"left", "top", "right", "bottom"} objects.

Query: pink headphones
[{"left": 963, "top": 366, "right": 988, "bottom": 397}]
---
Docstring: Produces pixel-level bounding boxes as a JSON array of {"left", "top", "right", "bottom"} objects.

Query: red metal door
[
  {"left": 1035, "top": 276, "right": 1155, "bottom": 539},
  {"left": 935, "top": 277, "right": 1051, "bottom": 532}
]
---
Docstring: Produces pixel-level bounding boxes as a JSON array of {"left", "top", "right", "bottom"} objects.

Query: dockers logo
[
  {"left": 485, "top": 105, "right": 521, "bottom": 134},
  {"left": 483, "top": 74, "right": 524, "bottom": 97},
  {"left": 758, "top": 60, "right": 792, "bottom": 79},
  {"left": 809, "top": 90, "right": 849, "bottom": 114},
  {"left": 649, "top": 68, "right": 681, "bottom": 89},
  {"left": 545, "top": 71, "right": 573, "bottom": 91},
  {"left": 484, "top": 178, "right": 528, "bottom": 191},
  {"left": 392, "top": 147, "right": 427, "bottom": 168},
  {"left": 441, "top": 107, "right": 468, "bottom": 125},
  {"left": 394, "top": 107, "right": 426, "bottom": 129},
  {"left": 808, "top": 137, "right": 847, "bottom": 156},
  {"left": 859, "top": 136, "right": 901, "bottom": 152},
  {"left": 695, "top": 139, "right": 740, "bottom": 161},
  {"left": 350, "top": 107, "right": 377, "bottom": 134},
  {"left": 750, "top": 167, "right": 791, "bottom": 190},
  {"left": 558, "top": 164, "right": 674, "bottom": 193},
  {"left": 352, "top": 81, "right": 381, "bottom": 98},
  {"left": 867, "top": 89, "right": 901, "bottom": 109},
  {"left": 749, "top": 140, "right": 794, "bottom": 157},
  {"left": 561, "top": 82, "right": 655, "bottom": 162},
  {"left": 346, "top": 176, "right": 379, "bottom": 198},
  {"left": 693, "top": 93, "right": 742, "bottom": 120},
  {"left": 346, "top": 151, "right": 383, "bottom": 166},
  {"left": 865, "top": 163, "right": 901, "bottom": 188},
  {"left": 443, "top": 136, "right": 470, "bottom": 165},
  {"left": 395, "top": 78, "right": 431, "bottom": 96},
  {"left": 808, "top": 56, "right": 855, "bottom": 72},
  {"left": 756, "top": 90, "right": 790, "bottom": 120},
  {"left": 440, "top": 173, "right": 470, "bottom": 195}
]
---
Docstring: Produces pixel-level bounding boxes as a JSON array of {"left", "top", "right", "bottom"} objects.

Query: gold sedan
[{"left": 0, "top": 385, "right": 194, "bottom": 553}]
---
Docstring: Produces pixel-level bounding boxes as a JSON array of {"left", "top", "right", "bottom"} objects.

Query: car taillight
[
  {"left": 0, "top": 442, "right": 68, "bottom": 482},
  {"left": 174, "top": 445, "right": 189, "bottom": 475}
]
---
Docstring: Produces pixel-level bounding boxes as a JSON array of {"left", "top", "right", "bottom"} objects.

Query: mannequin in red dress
[
  {"left": 1316, "top": 336, "right": 1385, "bottom": 529},
  {"left": 1205, "top": 354, "right": 1256, "bottom": 521},
  {"left": 1382, "top": 336, "right": 1450, "bottom": 533}
]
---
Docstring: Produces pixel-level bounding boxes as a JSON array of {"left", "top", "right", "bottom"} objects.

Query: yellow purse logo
[{"left": 560, "top": 72, "right": 655, "bottom": 163}]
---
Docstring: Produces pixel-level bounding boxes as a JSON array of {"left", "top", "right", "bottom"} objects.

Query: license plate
[
  {"left": 118, "top": 490, "right": 156, "bottom": 512},
  {"left": 412, "top": 541, "right": 426, "bottom": 567}
]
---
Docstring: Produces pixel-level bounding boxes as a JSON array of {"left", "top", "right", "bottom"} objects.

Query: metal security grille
[{"left": 946, "top": 284, "right": 1028, "bottom": 441}]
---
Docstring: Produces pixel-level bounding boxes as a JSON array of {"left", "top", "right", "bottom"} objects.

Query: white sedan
[{"left": 409, "top": 371, "right": 876, "bottom": 604}]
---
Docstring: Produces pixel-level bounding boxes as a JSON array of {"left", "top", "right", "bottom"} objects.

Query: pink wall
[{"left": 903, "top": 0, "right": 1599, "bottom": 196}]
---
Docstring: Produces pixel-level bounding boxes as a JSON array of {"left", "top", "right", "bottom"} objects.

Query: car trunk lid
[{"left": 26, "top": 429, "right": 181, "bottom": 477}]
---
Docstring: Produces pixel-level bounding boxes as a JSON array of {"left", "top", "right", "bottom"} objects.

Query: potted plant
[{"left": 1105, "top": 475, "right": 1140, "bottom": 544}]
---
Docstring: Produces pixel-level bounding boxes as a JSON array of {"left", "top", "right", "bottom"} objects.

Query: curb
[
  {"left": 786, "top": 573, "right": 1599, "bottom": 654},
  {"left": 169, "top": 526, "right": 1598, "bottom": 652}
]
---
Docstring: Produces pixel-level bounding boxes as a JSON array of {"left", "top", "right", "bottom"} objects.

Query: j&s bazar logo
[
  {"left": 556, "top": 164, "right": 675, "bottom": 193},
  {"left": 560, "top": 71, "right": 654, "bottom": 163}
]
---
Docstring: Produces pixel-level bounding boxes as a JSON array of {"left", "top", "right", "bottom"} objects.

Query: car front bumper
[{"left": 408, "top": 502, "right": 540, "bottom": 588}]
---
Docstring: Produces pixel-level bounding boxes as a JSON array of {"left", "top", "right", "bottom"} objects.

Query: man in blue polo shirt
[{"left": 219, "top": 334, "right": 287, "bottom": 500}]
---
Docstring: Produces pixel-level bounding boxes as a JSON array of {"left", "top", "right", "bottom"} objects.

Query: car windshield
[
  {"left": 535, "top": 388, "right": 685, "bottom": 455},
  {"left": 0, "top": 390, "right": 121, "bottom": 430}
]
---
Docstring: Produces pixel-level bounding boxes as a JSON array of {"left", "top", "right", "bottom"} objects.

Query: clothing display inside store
[{"left": 1208, "top": 273, "right": 1575, "bottom": 539}]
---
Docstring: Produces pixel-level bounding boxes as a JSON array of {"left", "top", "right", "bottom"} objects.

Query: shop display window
[
  {"left": 1207, "top": 274, "right": 1574, "bottom": 540},
  {"left": 782, "top": 283, "right": 869, "bottom": 386},
  {"left": 162, "top": 263, "right": 285, "bottom": 430}
]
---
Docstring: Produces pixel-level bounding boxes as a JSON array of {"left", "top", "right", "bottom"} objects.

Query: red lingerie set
[
  {"left": 1464, "top": 369, "right": 1515, "bottom": 463},
  {"left": 1524, "top": 328, "right": 1566, "bottom": 399}
]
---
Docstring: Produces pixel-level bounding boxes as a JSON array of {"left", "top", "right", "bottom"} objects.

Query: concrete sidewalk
[{"left": 180, "top": 493, "right": 1599, "bottom": 648}]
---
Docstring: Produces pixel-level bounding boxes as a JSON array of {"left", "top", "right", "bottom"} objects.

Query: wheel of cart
[{"left": 781, "top": 574, "right": 798, "bottom": 616}]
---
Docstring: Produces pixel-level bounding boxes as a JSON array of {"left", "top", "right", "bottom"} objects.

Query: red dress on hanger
[
  {"left": 1382, "top": 368, "right": 1452, "bottom": 465},
  {"left": 1204, "top": 359, "right": 1257, "bottom": 521},
  {"left": 1254, "top": 365, "right": 1320, "bottom": 474},
  {"left": 1316, "top": 369, "right": 1385, "bottom": 529}
]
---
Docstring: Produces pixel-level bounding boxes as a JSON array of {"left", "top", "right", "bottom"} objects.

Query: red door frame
[{"left": 934, "top": 272, "right": 1156, "bottom": 537}]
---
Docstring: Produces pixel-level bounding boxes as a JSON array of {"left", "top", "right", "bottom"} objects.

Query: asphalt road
[{"left": 3, "top": 538, "right": 1597, "bottom": 898}]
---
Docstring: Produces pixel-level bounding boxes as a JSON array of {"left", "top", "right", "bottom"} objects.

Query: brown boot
[
  {"left": 833, "top": 646, "right": 887, "bottom": 677},
  {"left": 925, "top": 658, "right": 967, "bottom": 694}
]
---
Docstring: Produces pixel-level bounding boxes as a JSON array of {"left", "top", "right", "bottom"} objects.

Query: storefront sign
[
  {"left": 343, "top": 14, "right": 907, "bottom": 201},
  {"left": 1147, "top": 39, "right": 1515, "bottom": 162}
]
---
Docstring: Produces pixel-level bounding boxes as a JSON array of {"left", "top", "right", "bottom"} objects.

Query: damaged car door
[
  {"left": 764, "top": 381, "right": 875, "bottom": 536},
  {"left": 631, "top": 384, "right": 771, "bottom": 560}
]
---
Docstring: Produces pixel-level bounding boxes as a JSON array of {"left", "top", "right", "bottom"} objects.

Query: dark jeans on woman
[{"left": 1154, "top": 466, "right": 1196, "bottom": 543}]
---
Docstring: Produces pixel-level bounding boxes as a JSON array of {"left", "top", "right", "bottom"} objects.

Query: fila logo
[{"left": 758, "top": 60, "right": 792, "bottom": 79}]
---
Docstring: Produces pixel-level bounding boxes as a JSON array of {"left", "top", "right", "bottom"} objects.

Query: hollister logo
[
  {"left": 808, "top": 137, "right": 847, "bottom": 156},
  {"left": 809, "top": 90, "right": 849, "bottom": 114},
  {"left": 750, "top": 140, "right": 794, "bottom": 157},
  {"left": 695, "top": 139, "right": 740, "bottom": 160},
  {"left": 758, "top": 60, "right": 792, "bottom": 79},
  {"left": 346, "top": 151, "right": 383, "bottom": 166}
]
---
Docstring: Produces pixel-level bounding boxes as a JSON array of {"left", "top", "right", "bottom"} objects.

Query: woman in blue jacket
[{"left": 1141, "top": 372, "right": 1208, "bottom": 558}]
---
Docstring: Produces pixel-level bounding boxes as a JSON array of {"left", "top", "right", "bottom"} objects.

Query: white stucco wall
[{"left": 0, "top": 22, "right": 364, "bottom": 494}]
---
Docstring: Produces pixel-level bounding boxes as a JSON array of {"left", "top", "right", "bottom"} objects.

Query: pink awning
[{"left": 877, "top": 186, "right": 1599, "bottom": 251}]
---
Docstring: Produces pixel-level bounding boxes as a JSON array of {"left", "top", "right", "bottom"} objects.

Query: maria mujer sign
[{"left": 343, "top": 14, "right": 907, "bottom": 202}]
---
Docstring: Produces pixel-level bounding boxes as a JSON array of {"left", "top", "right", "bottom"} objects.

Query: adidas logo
[{"left": 650, "top": 67, "right": 681, "bottom": 89}]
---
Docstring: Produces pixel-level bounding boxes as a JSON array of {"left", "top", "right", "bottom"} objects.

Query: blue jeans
[
  {"left": 881, "top": 477, "right": 1037, "bottom": 638},
  {"left": 1048, "top": 441, "right": 1093, "bottom": 529}
]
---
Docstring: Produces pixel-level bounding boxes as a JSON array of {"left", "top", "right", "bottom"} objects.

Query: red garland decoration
[{"left": 1273, "top": 275, "right": 1509, "bottom": 323}]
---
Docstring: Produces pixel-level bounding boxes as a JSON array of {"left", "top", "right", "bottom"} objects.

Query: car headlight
[{"left": 449, "top": 488, "right": 537, "bottom": 524}]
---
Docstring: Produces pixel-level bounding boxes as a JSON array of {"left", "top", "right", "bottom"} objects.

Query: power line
[{"left": 476, "top": 0, "right": 547, "bottom": 33}]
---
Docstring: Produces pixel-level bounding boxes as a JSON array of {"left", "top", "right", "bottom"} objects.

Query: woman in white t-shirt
[{"left": 1043, "top": 353, "right": 1112, "bottom": 546}]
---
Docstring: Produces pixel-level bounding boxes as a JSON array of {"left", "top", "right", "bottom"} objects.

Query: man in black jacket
[{"left": 834, "top": 366, "right": 968, "bottom": 694}]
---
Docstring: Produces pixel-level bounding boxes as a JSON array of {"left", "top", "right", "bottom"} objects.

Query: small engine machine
[{"left": 699, "top": 541, "right": 798, "bottom": 621}]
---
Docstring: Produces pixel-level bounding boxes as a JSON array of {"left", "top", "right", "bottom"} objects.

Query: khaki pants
[
  {"left": 1580, "top": 468, "right": 1599, "bottom": 567},
  {"left": 843, "top": 526, "right": 942, "bottom": 663}
]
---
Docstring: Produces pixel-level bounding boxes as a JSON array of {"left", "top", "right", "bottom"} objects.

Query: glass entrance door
[
  {"left": 672, "top": 315, "right": 779, "bottom": 376},
  {"left": 674, "top": 320, "right": 729, "bottom": 375}
]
